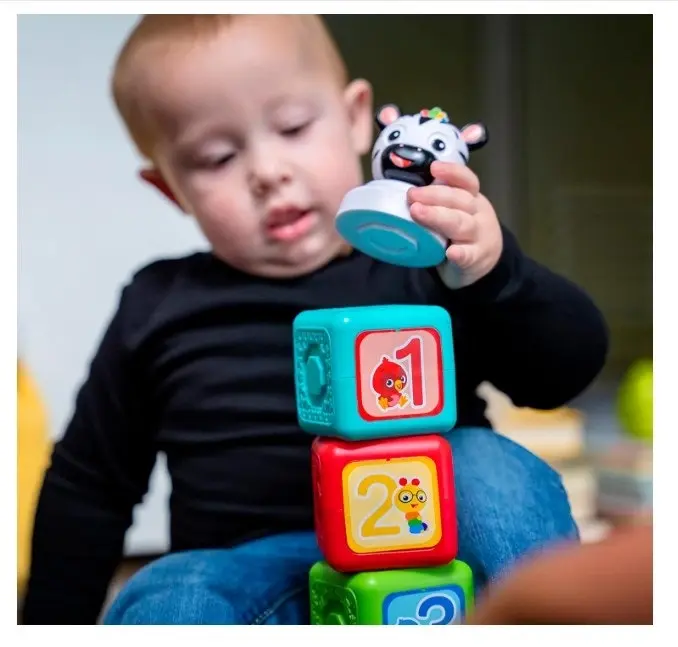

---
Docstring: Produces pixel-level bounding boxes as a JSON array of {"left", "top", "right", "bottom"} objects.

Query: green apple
[{"left": 617, "top": 359, "right": 653, "bottom": 443}]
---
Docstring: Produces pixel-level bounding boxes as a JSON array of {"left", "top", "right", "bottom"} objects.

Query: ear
[
  {"left": 343, "top": 78, "right": 374, "bottom": 156},
  {"left": 139, "top": 168, "right": 184, "bottom": 211},
  {"left": 375, "top": 103, "right": 401, "bottom": 131},
  {"left": 460, "top": 122, "right": 489, "bottom": 151}
]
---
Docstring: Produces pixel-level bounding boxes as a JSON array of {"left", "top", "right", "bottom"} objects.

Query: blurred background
[{"left": 17, "top": 14, "right": 653, "bottom": 615}]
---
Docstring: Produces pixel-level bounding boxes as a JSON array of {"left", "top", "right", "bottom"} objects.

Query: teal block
[
  {"left": 309, "top": 560, "right": 474, "bottom": 625},
  {"left": 293, "top": 305, "right": 456, "bottom": 441}
]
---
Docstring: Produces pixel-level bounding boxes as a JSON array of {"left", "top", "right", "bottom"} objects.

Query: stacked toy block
[{"left": 293, "top": 304, "right": 473, "bottom": 625}]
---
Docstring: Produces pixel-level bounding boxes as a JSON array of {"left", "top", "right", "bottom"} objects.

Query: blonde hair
[{"left": 111, "top": 14, "right": 348, "bottom": 161}]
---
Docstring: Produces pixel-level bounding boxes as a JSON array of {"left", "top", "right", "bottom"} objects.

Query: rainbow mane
[{"left": 419, "top": 106, "right": 450, "bottom": 123}]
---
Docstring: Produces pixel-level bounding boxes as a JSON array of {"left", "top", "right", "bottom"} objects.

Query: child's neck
[{"left": 337, "top": 240, "right": 353, "bottom": 257}]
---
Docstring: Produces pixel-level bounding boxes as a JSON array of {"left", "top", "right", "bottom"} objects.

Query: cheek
[
  {"left": 182, "top": 175, "right": 256, "bottom": 237},
  {"left": 310, "top": 117, "right": 364, "bottom": 167},
  {"left": 305, "top": 135, "right": 363, "bottom": 192}
]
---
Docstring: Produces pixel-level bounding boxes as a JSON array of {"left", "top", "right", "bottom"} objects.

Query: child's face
[{"left": 144, "top": 17, "right": 373, "bottom": 278}]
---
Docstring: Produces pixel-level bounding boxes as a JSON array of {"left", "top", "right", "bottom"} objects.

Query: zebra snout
[{"left": 381, "top": 144, "right": 436, "bottom": 186}]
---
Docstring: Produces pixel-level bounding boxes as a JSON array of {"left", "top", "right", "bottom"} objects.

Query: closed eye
[
  {"left": 198, "top": 153, "right": 235, "bottom": 171},
  {"left": 212, "top": 153, "right": 235, "bottom": 167},
  {"left": 281, "top": 122, "right": 310, "bottom": 137}
]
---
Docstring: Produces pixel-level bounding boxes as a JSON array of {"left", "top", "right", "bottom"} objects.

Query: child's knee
[
  {"left": 445, "top": 426, "right": 570, "bottom": 501},
  {"left": 443, "top": 426, "right": 579, "bottom": 579},
  {"left": 103, "top": 547, "right": 311, "bottom": 625},
  {"left": 104, "top": 582, "right": 239, "bottom": 624}
]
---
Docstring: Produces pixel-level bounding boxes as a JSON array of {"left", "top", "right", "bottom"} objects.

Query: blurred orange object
[{"left": 467, "top": 523, "right": 652, "bottom": 624}]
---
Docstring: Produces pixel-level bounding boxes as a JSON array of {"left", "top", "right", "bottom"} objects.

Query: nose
[{"left": 247, "top": 144, "right": 291, "bottom": 196}]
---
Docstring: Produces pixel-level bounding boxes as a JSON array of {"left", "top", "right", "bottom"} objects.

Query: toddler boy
[{"left": 22, "top": 15, "right": 608, "bottom": 624}]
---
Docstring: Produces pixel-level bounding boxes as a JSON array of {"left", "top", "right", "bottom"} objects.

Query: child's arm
[
  {"left": 22, "top": 278, "right": 159, "bottom": 624},
  {"left": 466, "top": 524, "right": 653, "bottom": 624},
  {"left": 411, "top": 162, "right": 609, "bottom": 409},
  {"left": 444, "top": 222, "right": 608, "bottom": 409}
]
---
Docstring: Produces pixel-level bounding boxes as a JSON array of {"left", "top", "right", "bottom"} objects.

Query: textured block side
[
  {"left": 309, "top": 562, "right": 359, "bottom": 625},
  {"left": 293, "top": 327, "right": 335, "bottom": 428}
]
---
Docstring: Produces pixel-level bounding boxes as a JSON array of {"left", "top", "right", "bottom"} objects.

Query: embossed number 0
[{"left": 357, "top": 474, "right": 400, "bottom": 537}]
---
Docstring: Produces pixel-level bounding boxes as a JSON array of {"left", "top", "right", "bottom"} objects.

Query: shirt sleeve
[
  {"left": 422, "top": 222, "right": 609, "bottom": 409},
  {"left": 21, "top": 277, "right": 159, "bottom": 624}
]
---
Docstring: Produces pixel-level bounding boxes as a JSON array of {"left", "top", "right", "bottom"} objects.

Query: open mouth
[
  {"left": 411, "top": 503, "right": 419, "bottom": 509},
  {"left": 389, "top": 152, "right": 414, "bottom": 169},
  {"left": 266, "top": 207, "right": 314, "bottom": 242},
  {"left": 381, "top": 144, "right": 436, "bottom": 186}
]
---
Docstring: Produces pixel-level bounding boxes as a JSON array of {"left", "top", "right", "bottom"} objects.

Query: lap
[
  {"left": 104, "top": 531, "right": 321, "bottom": 624},
  {"left": 443, "top": 426, "right": 579, "bottom": 585},
  {"left": 105, "top": 427, "right": 577, "bottom": 624}
]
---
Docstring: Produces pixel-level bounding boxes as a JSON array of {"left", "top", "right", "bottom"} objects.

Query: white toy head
[{"left": 371, "top": 104, "right": 488, "bottom": 186}]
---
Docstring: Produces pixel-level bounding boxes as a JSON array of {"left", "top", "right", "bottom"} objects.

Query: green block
[{"left": 309, "top": 559, "right": 474, "bottom": 625}]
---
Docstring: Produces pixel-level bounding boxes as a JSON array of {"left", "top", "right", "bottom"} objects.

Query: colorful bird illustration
[{"left": 372, "top": 356, "right": 409, "bottom": 411}]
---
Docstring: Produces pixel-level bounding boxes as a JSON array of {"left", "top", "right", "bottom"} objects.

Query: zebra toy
[{"left": 335, "top": 104, "right": 488, "bottom": 268}]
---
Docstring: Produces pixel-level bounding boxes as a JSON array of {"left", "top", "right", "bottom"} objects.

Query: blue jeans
[{"left": 104, "top": 427, "right": 579, "bottom": 625}]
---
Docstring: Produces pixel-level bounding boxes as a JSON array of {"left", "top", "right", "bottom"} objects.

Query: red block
[{"left": 312, "top": 434, "right": 457, "bottom": 573}]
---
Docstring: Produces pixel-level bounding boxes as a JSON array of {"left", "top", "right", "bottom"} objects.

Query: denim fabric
[{"left": 104, "top": 427, "right": 579, "bottom": 625}]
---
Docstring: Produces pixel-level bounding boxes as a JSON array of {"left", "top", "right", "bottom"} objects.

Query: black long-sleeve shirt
[{"left": 22, "top": 225, "right": 608, "bottom": 624}]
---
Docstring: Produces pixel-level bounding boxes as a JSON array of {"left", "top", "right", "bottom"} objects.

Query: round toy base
[{"left": 335, "top": 180, "right": 447, "bottom": 268}]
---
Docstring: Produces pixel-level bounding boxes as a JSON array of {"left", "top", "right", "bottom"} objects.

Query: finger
[
  {"left": 430, "top": 161, "right": 480, "bottom": 196},
  {"left": 407, "top": 185, "right": 478, "bottom": 214},
  {"left": 446, "top": 243, "right": 478, "bottom": 269},
  {"left": 410, "top": 203, "right": 477, "bottom": 242}
]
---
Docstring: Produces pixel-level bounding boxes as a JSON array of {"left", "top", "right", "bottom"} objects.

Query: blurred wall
[{"left": 520, "top": 15, "right": 652, "bottom": 377}]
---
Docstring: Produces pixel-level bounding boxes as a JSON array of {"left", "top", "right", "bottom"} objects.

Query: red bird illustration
[{"left": 372, "top": 356, "right": 409, "bottom": 410}]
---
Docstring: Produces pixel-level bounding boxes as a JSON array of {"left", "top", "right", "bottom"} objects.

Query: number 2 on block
[{"left": 358, "top": 474, "right": 399, "bottom": 538}]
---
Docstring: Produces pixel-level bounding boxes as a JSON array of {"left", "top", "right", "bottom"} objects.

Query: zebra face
[{"left": 371, "top": 104, "right": 488, "bottom": 187}]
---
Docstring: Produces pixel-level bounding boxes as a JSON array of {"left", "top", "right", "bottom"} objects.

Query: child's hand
[
  {"left": 466, "top": 524, "right": 653, "bottom": 625},
  {"left": 407, "top": 161, "right": 503, "bottom": 289}
]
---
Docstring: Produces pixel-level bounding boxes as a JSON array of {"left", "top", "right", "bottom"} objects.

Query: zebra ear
[
  {"left": 375, "top": 104, "right": 401, "bottom": 130},
  {"left": 460, "top": 122, "right": 488, "bottom": 151}
]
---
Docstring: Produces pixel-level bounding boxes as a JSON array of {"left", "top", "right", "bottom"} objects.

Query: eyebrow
[
  {"left": 264, "top": 78, "right": 327, "bottom": 110},
  {"left": 170, "top": 89, "right": 321, "bottom": 155},
  {"left": 173, "top": 123, "right": 238, "bottom": 153}
]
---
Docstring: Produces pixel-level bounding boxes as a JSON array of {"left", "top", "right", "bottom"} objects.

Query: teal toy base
[{"left": 335, "top": 180, "right": 447, "bottom": 268}]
